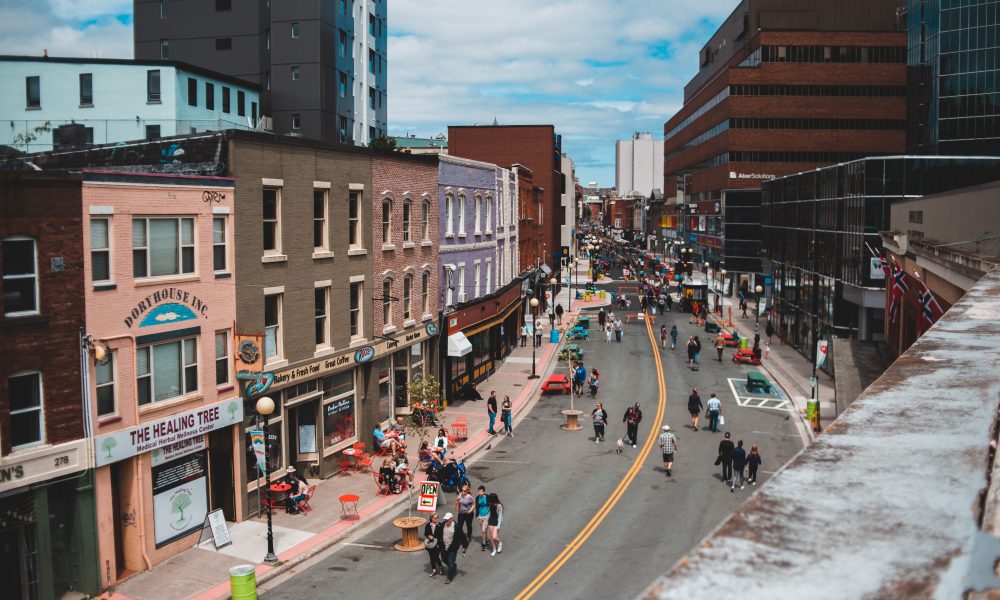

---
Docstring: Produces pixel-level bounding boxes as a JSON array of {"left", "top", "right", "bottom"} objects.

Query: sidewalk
[
  {"left": 105, "top": 274, "right": 605, "bottom": 600},
  {"left": 708, "top": 293, "right": 834, "bottom": 442}
]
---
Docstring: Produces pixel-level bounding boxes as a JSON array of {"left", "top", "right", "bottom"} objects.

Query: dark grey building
[
  {"left": 134, "top": 0, "right": 388, "bottom": 146},
  {"left": 907, "top": 0, "right": 1000, "bottom": 154}
]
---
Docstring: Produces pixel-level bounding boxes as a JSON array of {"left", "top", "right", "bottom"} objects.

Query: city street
[{"left": 260, "top": 281, "right": 803, "bottom": 600}]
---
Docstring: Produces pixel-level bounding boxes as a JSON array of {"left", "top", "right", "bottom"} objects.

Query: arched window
[
  {"left": 445, "top": 194, "right": 454, "bottom": 235},
  {"left": 382, "top": 277, "right": 393, "bottom": 326},
  {"left": 381, "top": 198, "right": 392, "bottom": 244},
  {"left": 421, "top": 270, "right": 430, "bottom": 313},
  {"left": 474, "top": 195, "right": 482, "bottom": 234},
  {"left": 485, "top": 195, "right": 493, "bottom": 232},
  {"left": 422, "top": 199, "right": 431, "bottom": 240},
  {"left": 402, "top": 275, "right": 412, "bottom": 320},
  {"left": 457, "top": 193, "right": 466, "bottom": 235},
  {"left": 402, "top": 199, "right": 411, "bottom": 243}
]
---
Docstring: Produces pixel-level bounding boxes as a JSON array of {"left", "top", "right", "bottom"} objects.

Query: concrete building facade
[
  {"left": 615, "top": 132, "right": 664, "bottom": 197},
  {"left": 1, "top": 55, "right": 261, "bottom": 153}
]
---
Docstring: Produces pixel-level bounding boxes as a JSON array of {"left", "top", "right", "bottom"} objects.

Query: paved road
[{"left": 261, "top": 281, "right": 802, "bottom": 600}]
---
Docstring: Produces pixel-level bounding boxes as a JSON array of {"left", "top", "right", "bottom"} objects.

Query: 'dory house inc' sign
[{"left": 124, "top": 287, "right": 210, "bottom": 328}]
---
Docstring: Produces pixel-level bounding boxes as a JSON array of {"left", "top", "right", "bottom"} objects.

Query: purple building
[{"left": 439, "top": 154, "right": 499, "bottom": 306}]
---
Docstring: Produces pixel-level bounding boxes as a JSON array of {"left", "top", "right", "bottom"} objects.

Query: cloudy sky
[{"left": 0, "top": 0, "right": 732, "bottom": 186}]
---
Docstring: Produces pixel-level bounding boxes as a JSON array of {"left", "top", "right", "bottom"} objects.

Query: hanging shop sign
[
  {"left": 95, "top": 398, "right": 244, "bottom": 467},
  {"left": 123, "top": 287, "right": 210, "bottom": 328},
  {"left": 234, "top": 333, "right": 264, "bottom": 379},
  {"left": 152, "top": 451, "right": 209, "bottom": 547},
  {"left": 245, "top": 372, "right": 275, "bottom": 398},
  {"left": 270, "top": 326, "right": 427, "bottom": 388}
]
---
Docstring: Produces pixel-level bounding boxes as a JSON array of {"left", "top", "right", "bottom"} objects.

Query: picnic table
[
  {"left": 559, "top": 344, "right": 583, "bottom": 361},
  {"left": 577, "top": 316, "right": 590, "bottom": 330},
  {"left": 746, "top": 370, "right": 771, "bottom": 393}
]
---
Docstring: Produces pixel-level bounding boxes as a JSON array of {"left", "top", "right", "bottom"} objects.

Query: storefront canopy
[{"left": 447, "top": 332, "right": 473, "bottom": 357}]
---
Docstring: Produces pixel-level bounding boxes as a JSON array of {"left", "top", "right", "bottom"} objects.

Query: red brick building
[
  {"left": 449, "top": 125, "right": 564, "bottom": 275},
  {"left": 514, "top": 165, "right": 543, "bottom": 271},
  {"left": 663, "top": 0, "right": 907, "bottom": 276}
]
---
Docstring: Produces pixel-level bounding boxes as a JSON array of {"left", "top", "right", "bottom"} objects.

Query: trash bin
[
  {"left": 549, "top": 329, "right": 560, "bottom": 344},
  {"left": 806, "top": 399, "right": 817, "bottom": 422},
  {"left": 229, "top": 565, "right": 257, "bottom": 600},
  {"left": 598, "top": 290, "right": 605, "bottom": 299},
  {"left": 739, "top": 338, "right": 749, "bottom": 350}
]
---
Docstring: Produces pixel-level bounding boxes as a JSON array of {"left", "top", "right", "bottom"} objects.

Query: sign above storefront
[
  {"left": 123, "top": 287, "right": 210, "bottom": 328},
  {"left": 234, "top": 333, "right": 263, "bottom": 379},
  {"left": 0, "top": 438, "right": 90, "bottom": 494},
  {"left": 95, "top": 398, "right": 244, "bottom": 467}
]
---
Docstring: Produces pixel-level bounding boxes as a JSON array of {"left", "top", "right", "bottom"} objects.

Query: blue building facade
[
  {"left": 439, "top": 154, "right": 499, "bottom": 306},
  {"left": 1, "top": 56, "right": 262, "bottom": 153}
]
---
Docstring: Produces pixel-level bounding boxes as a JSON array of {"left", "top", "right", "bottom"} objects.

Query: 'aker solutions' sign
[
  {"left": 729, "top": 171, "right": 776, "bottom": 181},
  {"left": 95, "top": 398, "right": 243, "bottom": 467}
]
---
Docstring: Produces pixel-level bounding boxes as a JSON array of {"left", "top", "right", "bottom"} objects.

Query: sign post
[
  {"left": 198, "top": 508, "right": 232, "bottom": 550},
  {"left": 416, "top": 481, "right": 440, "bottom": 514}
]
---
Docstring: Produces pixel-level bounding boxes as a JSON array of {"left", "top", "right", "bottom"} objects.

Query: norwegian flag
[
  {"left": 918, "top": 281, "right": 944, "bottom": 328},
  {"left": 888, "top": 263, "right": 909, "bottom": 323}
]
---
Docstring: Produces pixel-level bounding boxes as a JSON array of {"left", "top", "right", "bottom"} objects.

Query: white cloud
[
  {"left": 0, "top": 2, "right": 133, "bottom": 59},
  {"left": 154, "top": 312, "right": 180, "bottom": 322}
]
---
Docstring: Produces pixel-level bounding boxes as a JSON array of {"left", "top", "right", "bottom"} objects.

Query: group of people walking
[
  {"left": 716, "top": 433, "right": 763, "bottom": 491},
  {"left": 598, "top": 308, "right": 624, "bottom": 343},
  {"left": 423, "top": 486, "right": 506, "bottom": 583},
  {"left": 486, "top": 390, "right": 513, "bottom": 437}
]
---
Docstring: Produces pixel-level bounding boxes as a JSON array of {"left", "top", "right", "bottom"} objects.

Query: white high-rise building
[{"left": 616, "top": 132, "right": 664, "bottom": 197}]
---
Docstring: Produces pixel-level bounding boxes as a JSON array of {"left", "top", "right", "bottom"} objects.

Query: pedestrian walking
[
  {"left": 715, "top": 332, "right": 726, "bottom": 362},
  {"left": 605, "top": 322, "right": 613, "bottom": 343},
  {"left": 475, "top": 486, "right": 490, "bottom": 550},
  {"left": 740, "top": 299, "right": 748, "bottom": 318},
  {"left": 455, "top": 486, "right": 475, "bottom": 548},
  {"left": 623, "top": 402, "right": 643, "bottom": 448},
  {"left": 520, "top": 324, "right": 527, "bottom": 347},
  {"left": 588, "top": 373, "right": 599, "bottom": 398},
  {"left": 670, "top": 324, "right": 678, "bottom": 350},
  {"left": 424, "top": 513, "right": 444, "bottom": 576},
  {"left": 765, "top": 320, "right": 775, "bottom": 345},
  {"left": 693, "top": 335, "right": 702, "bottom": 366},
  {"left": 487, "top": 493, "right": 504, "bottom": 557},
  {"left": 534, "top": 318, "right": 543, "bottom": 347},
  {"left": 555, "top": 303, "right": 564, "bottom": 324},
  {"left": 747, "top": 444, "right": 762, "bottom": 485},
  {"left": 731, "top": 439, "right": 748, "bottom": 492},
  {"left": 598, "top": 307, "right": 607, "bottom": 329},
  {"left": 686, "top": 337, "right": 697, "bottom": 368},
  {"left": 614, "top": 318, "right": 623, "bottom": 343},
  {"left": 660, "top": 324, "right": 668, "bottom": 349},
  {"left": 487, "top": 391, "right": 498, "bottom": 435},
  {"left": 592, "top": 402, "right": 608, "bottom": 442},
  {"left": 665, "top": 294, "right": 673, "bottom": 312},
  {"left": 706, "top": 393, "right": 722, "bottom": 433},
  {"left": 573, "top": 362, "right": 587, "bottom": 396},
  {"left": 688, "top": 388, "right": 703, "bottom": 431},
  {"left": 501, "top": 394, "right": 513, "bottom": 437},
  {"left": 764, "top": 341, "right": 770, "bottom": 359},
  {"left": 440, "top": 513, "right": 469, "bottom": 583},
  {"left": 658, "top": 425, "right": 679, "bottom": 477},
  {"left": 717, "top": 432, "right": 735, "bottom": 485},
  {"left": 548, "top": 307, "right": 555, "bottom": 328}
]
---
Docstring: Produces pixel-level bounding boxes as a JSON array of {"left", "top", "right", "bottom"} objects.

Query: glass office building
[
  {"left": 762, "top": 156, "right": 1000, "bottom": 366},
  {"left": 907, "top": 0, "right": 1000, "bottom": 154}
]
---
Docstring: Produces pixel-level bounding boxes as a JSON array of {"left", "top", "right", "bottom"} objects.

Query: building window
[
  {"left": 222, "top": 87, "right": 230, "bottom": 113},
  {"left": 144, "top": 124, "right": 161, "bottom": 140},
  {"left": 251, "top": 102, "right": 257, "bottom": 124},
  {"left": 161, "top": 0, "right": 168, "bottom": 18},
  {"left": 263, "top": 188, "right": 280, "bottom": 253},
  {"left": 264, "top": 294, "right": 282, "bottom": 359},
  {"left": 137, "top": 338, "right": 198, "bottom": 405},
  {"left": 212, "top": 217, "right": 227, "bottom": 272},
  {"left": 205, "top": 82, "right": 215, "bottom": 110},
  {"left": 421, "top": 271, "right": 429, "bottom": 313},
  {"left": 291, "top": 22, "right": 300, "bottom": 38},
  {"left": 216, "top": 0, "right": 231, "bottom": 10},
  {"left": 350, "top": 281, "right": 363, "bottom": 338},
  {"left": 369, "top": 13, "right": 376, "bottom": 36},
  {"left": 369, "top": 126, "right": 376, "bottom": 142},
  {"left": 381, "top": 199, "right": 392, "bottom": 244},
  {"left": 474, "top": 262, "right": 481, "bottom": 298},
  {"left": 339, "top": 116, "right": 348, "bottom": 142},
  {"left": 237, "top": 91, "right": 245, "bottom": 116},
  {"left": 339, "top": 0, "right": 346, "bottom": 14},
  {"left": 909, "top": 210, "right": 923, "bottom": 224},
  {"left": 382, "top": 278, "right": 393, "bottom": 325},
  {"left": 147, "top": 70, "right": 161, "bottom": 102},
  {"left": 369, "top": 49, "right": 376, "bottom": 73},
  {"left": 348, "top": 191, "right": 362, "bottom": 247},
  {"left": 79, "top": 73, "right": 93, "bottom": 106},
  {"left": 2, "top": 238, "right": 38, "bottom": 316},
  {"left": 291, "top": 66, "right": 301, "bottom": 81},
  {"left": 402, "top": 200, "right": 411, "bottom": 243},
  {"left": 313, "top": 189, "right": 327, "bottom": 249},
  {"left": 216, "top": 37, "right": 232, "bottom": 51},
  {"left": 458, "top": 264, "right": 465, "bottom": 301},
  {"left": 160, "top": 39, "right": 169, "bottom": 59},
  {"left": 339, "top": 30, "right": 347, "bottom": 56},
  {"left": 9, "top": 372, "right": 43, "bottom": 448},
  {"left": 369, "top": 86, "right": 375, "bottom": 110},
  {"left": 215, "top": 331, "right": 229, "bottom": 386},
  {"left": 188, "top": 77, "right": 198, "bottom": 107},
  {"left": 445, "top": 194, "right": 454, "bottom": 234},
  {"left": 91, "top": 218, "right": 111, "bottom": 283},
  {"left": 96, "top": 354, "right": 116, "bottom": 417},
  {"left": 132, "top": 217, "right": 195, "bottom": 278},
  {"left": 339, "top": 72, "right": 347, "bottom": 97},
  {"left": 458, "top": 194, "right": 466, "bottom": 235},
  {"left": 474, "top": 195, "right": 482, "bottom": 234},
  {"left": 485, "top": 196, "right": 492, "bottom": 231},
  {"left": 403, "top": 275, "right": 412, "bottom": 320},
  {"left": 315, "top": 286, "right": 329, "bottom": 347},
  {"left": 422, "top": 199, "right": 430, "bottom": 240},
  {"left": 292, "top": 113, "right": 301, "bottom": 130},
  {"left": 485, "top": 260, "right": 492, "bottom": 294}
]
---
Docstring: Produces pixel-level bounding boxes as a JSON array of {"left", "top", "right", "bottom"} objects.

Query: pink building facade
[{"left": 82, "top": 173, "right": 241, "bottom": 583}]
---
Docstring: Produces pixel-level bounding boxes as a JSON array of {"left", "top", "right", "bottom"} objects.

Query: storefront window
[
  {"left": 393, "top": 352, "right": 409, "bottom": 411},
  {"left": 323, "top": 372, "right": 355, "bottom": 450},
  {"left": 152, "top": 451, "right": 208, "bottom": 547},
  {"left": 377, "top": 358, "right": 392, "bottom": 424},
  {"left": 471, "top": 331, "right": 490, "bottom": 369}
]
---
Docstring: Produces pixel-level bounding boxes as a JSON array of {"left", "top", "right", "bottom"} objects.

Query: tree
[
  {"left": 172, "top": 493, "right": 192, "bottom": 523},
  {"left": 407, "top": 374, "right": 444, "bottom": 441},
  {"left": 11, "top": 121, "right": 52, "bottom": 151},
  {"left": 369, "top": 135, "right": 397, "bottom": 151},
  {"left": 101, "top": 437, "right": 117, "bottom": 459},
  {"left": 228, "top": 401, "right": 239, "bottom": 421}
]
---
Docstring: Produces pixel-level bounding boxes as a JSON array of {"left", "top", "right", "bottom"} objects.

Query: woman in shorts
[{"left": 487, "top": 492, "right": 504, "bottom": 557}]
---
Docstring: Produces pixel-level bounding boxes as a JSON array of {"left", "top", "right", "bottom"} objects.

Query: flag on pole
[
  {"left": 888, "top": 262, "right": 909, "bottom": 323},
  {"left": 915, "top": 277, "right": 944, "bottom": 328}
]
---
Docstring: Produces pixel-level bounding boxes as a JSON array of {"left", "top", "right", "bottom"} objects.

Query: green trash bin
[
  {"left": 806, "top": 399, "right": 817, "bottom": 422},
  {"left": 599, "top": 290, "right": 605, "bottom": 299},
  {"left": 229, "top": 565, "right": 258, "bottom": 600},
  {"left": 739, "top": 337, "right": 749, "bottom": 350}
]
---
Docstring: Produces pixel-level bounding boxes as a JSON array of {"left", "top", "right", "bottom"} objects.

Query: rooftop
[{"left": 642, "top": 267, "right": 1000, "bottom": 599}]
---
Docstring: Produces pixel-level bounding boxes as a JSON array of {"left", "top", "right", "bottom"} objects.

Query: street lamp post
[
  {"left": 256, "top": 396, "right": 278, "bottom": 564},
  {"left": 528, "top": 297, "right": 540, "bottom": 379}
]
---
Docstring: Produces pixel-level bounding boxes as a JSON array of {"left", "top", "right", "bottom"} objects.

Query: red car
[{"left": 541, "top": 374, "right": 572, "bottom": 394}]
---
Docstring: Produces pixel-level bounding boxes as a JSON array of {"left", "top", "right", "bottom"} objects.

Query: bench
[{"left": 746, "top": 371, "right": 771, "bottom": 394}]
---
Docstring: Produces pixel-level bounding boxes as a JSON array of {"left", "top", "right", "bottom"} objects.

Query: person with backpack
[
  {"left": 660, "top": 324, "right": 668, "bottom": 349},
  {"left": 622, "top": 402, "right": 643, "bottom": 448},
  {"left": 670, "top": 324, "right": 678, "bottom": 350},
  {"left": 555, "top": 303, "right": 564, "bottom": 325},
  {"left": 686, "top": 336, "right": 698, "bottom": 368},
  {"left": 731, "top": 439, "right": 748, "bottom": 492}
]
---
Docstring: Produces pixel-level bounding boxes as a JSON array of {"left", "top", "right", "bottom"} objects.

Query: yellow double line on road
[{"left": 514, "top": 317, "right": 667, "bottom": 600}]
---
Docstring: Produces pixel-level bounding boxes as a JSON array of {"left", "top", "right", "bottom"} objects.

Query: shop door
[
  {"left": 393, "top": 364, "right": 409, "bottom": 416},
  {"left": 291, "top": 401, "right": 319, "bottom": 470},
  {"left": 208, "top": 429, "right": 236, "bottom": 521},
  {"left": 0, "top": 521, "right": 36, "bottom": 600},
  {"left": 111, "top": 465, "right": 126, "bottom": 578}
]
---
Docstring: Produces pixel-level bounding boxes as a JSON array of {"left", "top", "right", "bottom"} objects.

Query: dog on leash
[{"left": 616, "top": 436, "right": 625, "bottom": 454}]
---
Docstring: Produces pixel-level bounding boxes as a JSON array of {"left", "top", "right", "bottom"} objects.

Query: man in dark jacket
[
  {"left": 731, "top": 439, "right": 748, "bottom": 492},
  {"left": 623, "top": 403, "right": 643, "bottom": 448},
  {"left": 717, "top": 432, "right": 735, "bottom": 485},
  {"left": 439, "top": 512, "right": 469, "bottom": 583}
]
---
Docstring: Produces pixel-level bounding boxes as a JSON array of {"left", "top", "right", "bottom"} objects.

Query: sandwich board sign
[{"left": 416, "top": 481, "right": 440, "bottom": 513}]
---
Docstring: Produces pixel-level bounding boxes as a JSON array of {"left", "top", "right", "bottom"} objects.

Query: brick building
[
  {"left": 514, "top": 165, "right": 544, "bottom": 272},
  {"left": 0, "top": 172, "right": 99, "bottom": 599},
  {"left": 448, "top": 125, "right": 564, "bottom": 276},
  {"left": 663, "top": 0, "right": 907, "bottom": 286}
]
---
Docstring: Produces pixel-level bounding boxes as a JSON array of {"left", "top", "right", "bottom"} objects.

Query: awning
[{"left": 447, "top": 332, "right": 473, "bottom": 357}]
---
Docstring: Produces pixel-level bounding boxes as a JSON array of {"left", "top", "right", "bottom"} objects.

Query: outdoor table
[
  {"left": 746, "top": 371, "right": 771, "bottom": 394},
  {"left": 393, "top": 516, "right": 427, "bottom": 552},
  {"left": 339, "top": 494, "right": 360, "bottom": 520},
  {"left": 342, "top": 447, "right": 359, "bottom": 469}
]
